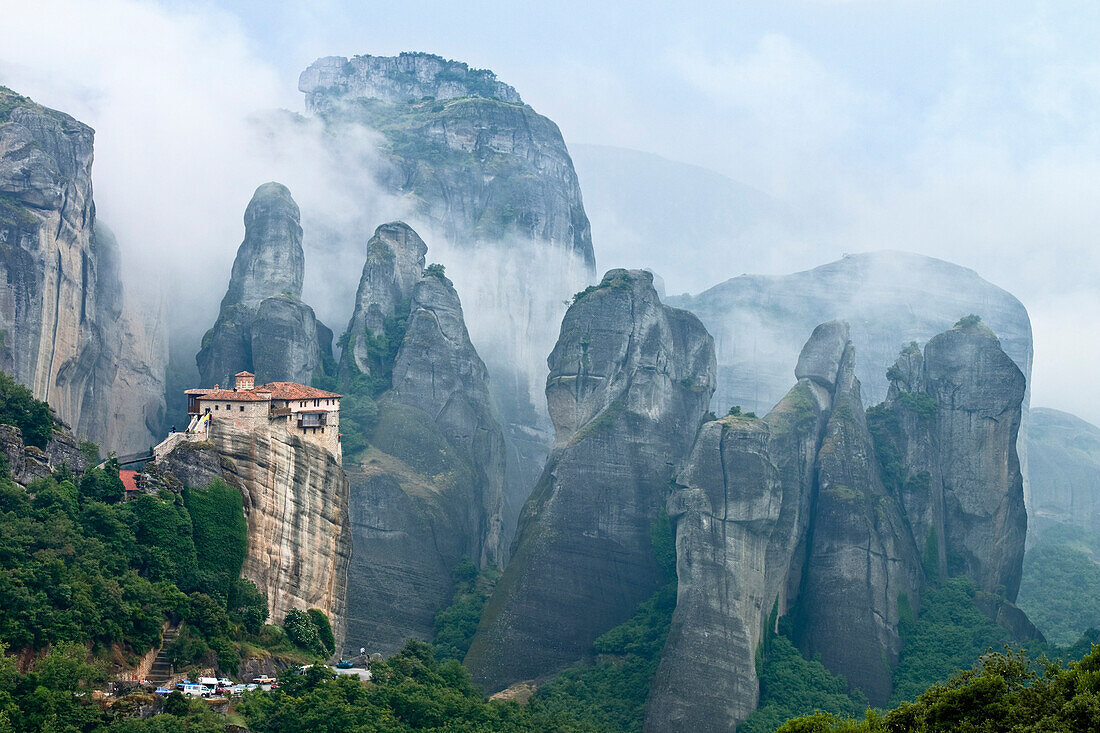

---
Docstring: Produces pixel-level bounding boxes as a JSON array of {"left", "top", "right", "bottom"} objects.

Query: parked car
[
  {"left": 153, "top": 687, "right": 171, "bottom": 696},
  {"left": 180, "top": 684, "right": 207, "bottom": 698}
]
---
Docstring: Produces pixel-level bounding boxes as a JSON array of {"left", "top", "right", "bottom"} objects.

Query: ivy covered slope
[{"left": 335, "top": 222, "right": 508, "bottom": 656}]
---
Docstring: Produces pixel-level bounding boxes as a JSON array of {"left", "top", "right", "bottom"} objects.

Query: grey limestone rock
[
  {"left": 300, "top": 53, "right": 523, "bottom": 107},
  {"left": 339, "top": 222, "right": 426, "bottom": 380},
  {"left": 196, "top": 182, "right": 332, "bottom": 387},
  {"left": 1, "top": 421, "right": 88, "bottom": 487},
  {"left": 297, "top": 55, "right": 597, "bottom": 553},
  {"left": 791, "top": 341, "right": 923, "bottom": 706},
  {"left": 340, "top": 224, "right": 507, "bottom": 653},
  {"left": 465, "top": 269, "right": 715, "bottom": 694},
  {"left": 0, "top": 87, "right": 167, "bottom": 454},
  {"left": 666, "top": 251, "right": 1035, "bottom": 518},
  {"left": 884, "top": 320, "right": 1028, "bottom": 600}
]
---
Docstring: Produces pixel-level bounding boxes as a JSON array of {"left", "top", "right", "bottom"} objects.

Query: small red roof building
[{"left": 120, "top": 470, "right": 140, "bottom": 494}]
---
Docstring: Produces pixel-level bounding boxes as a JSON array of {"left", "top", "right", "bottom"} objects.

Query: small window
[
  {"left": 240, "top": 406, "right": 244, "bottom": 412},
  {"left": 226, "top": 404, "right": 231, "bottom": 410},
  {"left": 214, "top": 405, "right": 219, "bottom": 410}
]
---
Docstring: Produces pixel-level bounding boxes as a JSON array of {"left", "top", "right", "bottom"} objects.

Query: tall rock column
[
  {"left": 878, "top": 318, "right": 1027, "bottom": 600},
  {"left": 647, "top": 321, "right": 843, "bottom": 731},
  {"left": 197, "top": 182, "right": 332, "bottom": 387},
  {"left": 465, "top": 269, "right": 716, "bottom": 693},
  {"left": 340, "top": 222, "right": 508, "bottom": 652},
  {"left": 791, "top": 334, "right": 923, "bottom": 705},
  {"left": 0, "top": 87, "right": 166, "bottom": 453},
  {"left": 648, "top": 321, "right": 925, "bottom": 728}
]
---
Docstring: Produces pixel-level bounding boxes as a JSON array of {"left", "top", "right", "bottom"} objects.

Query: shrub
[
  {"left": 284, "top": 609, "right": 324, "bottom": 657},
  {"left": 307, "top": 609, "right": 335, "bottom": 657},
  {"left": 230, "top": 579, "right": 269, "bottom": 634},
  {"left": 424, "top": 262, "right": 452, "bottom": 286},
  {"left": 78, "top": 465, "right": 124, "bottom": 504},
  {"left": 0, "top": 370, "right": 54, "bottom": 448}
]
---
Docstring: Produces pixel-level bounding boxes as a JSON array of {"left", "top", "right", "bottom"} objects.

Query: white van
[{"left": 180, "top": 684, "right": 206, "bottom": 698}]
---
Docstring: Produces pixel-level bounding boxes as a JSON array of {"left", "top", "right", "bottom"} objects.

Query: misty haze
[{"left": 0, "top": 2, "right": 1098, "bottom": 732}]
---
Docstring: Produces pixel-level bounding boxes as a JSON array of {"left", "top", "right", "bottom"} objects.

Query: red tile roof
[
  {"left": 120, "top": 470, "right": 140, "bottom": 493},
  {"left": 191, "top": 381, "right": 340, "bottom": 402},
  {"left": 262, "top": 382, "right": 341, "bottom": 400},
  {"left": 235, "top": 371, "right": 255, "bottom": 377},
  {"left": 197, "top": 389, "right": 272, "bottom": 402}
]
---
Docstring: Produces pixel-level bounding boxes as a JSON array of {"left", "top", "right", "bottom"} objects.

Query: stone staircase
[{"left": 148, "top": 625, "right": 179, "bottom": 682}]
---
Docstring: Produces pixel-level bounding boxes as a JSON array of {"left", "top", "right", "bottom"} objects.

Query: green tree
[
  {"left": 307, "top": 609, "right": 335, "bottom": 657},
  {"left": 284, "top": 609, "right": 324, "bottom": 657},
  {"left": 78, "top": 465, "right": 124, "bottom": 504},
  {"left": 0, "top": 371, "right": 53, "bottom": 449}
]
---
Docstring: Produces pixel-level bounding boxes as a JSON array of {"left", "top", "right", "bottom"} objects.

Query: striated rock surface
[
  {"left": 0, "top": 86, "right": 166, "bottom": 454},
  {"left": 648, "top": 322, "right": 888, "bottom": 729},
  {"left": 791, "top": 335, "right": 923, "bottom": 705},
  {"left": 340, "top": 223, "right": 507, "bottom": 653},
  {"left": 1026, "top": 408, "right": 1100, "bottom": 543},
  {"left": 650, "top": 317, "right": 1029, "bottom": 727},
  {"left": 466, "top": 269, "right": 715, "bottom": 693},
  {"left": 389, "top": 274, "right": 506, "bottom": 567},
  {"left": 157, "top": 419, "right": 351, "bottom": 645},
  {"left": 298, "top": 54, "right": 596, "bottom": 549},
  {"left": 875, "top": 319, "right": 1027, "bottom": 600},
  {"left": 667, "top": 251, "right": 1035, "bottom": 515},
  {"left": 339, "top": 222, "right": 426, "bottom": 380},
  {"left": 0, "top": 421, "right": 87, "bottom": 487},
  {"left": 197, "top": 183, "right": 333, "bottom": 388}
]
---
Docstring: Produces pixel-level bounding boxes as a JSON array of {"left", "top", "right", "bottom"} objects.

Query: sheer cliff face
[
  {"left": 299, "top": 53, "right": 592, "bottom": 268},
  {"left": 197, "top": 183, "right": 332, "bottom": 388},
  {"left": 341, "top": 223, "right": 507, "bottom": 653},
  {"left": 298, "top": 53, "right": 596, "bottom": 550},
  {"left": 160, "top": 419, "right": 351, "bottom": 643},
  {"left": 880, "top": 321, "right": 1027, "bottom": 600},
  {"left": 465, "top": 270, "right": 716, "bottom": 694},
  {"left": 649, "top": 318, "right": 1030, "bottom": 728},
  {"left": 1027, "top": 408, "right": 1100, "bottom": 542},
  {"left": 792, "top": 336, "right": 923, "bottom": 706},
  {"left": 666, "top": 251, "right": 1035, "bottom": 516},
  {"left": 649, "top": 321, "right": 917, "bottom": 730},
  {"left": 0, "top": 87, "right": 166, "bottom": 453},
  {"left": 340, "top": 222, "right": 426, "bottom": 379}
]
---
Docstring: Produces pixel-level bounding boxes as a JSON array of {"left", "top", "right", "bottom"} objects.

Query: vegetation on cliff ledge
[{"left": 0, "top": 371, "right": 55, "bottom": 448}]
